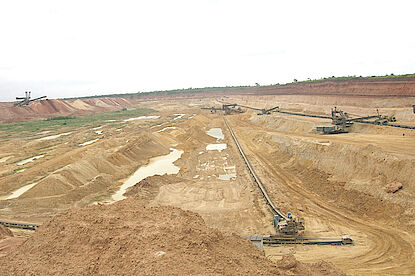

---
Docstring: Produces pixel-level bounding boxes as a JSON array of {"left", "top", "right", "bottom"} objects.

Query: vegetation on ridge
[
  {"left": 62, "top": 73, "right": 415, "bottom": 101},
  {"left": 0, "top": 107, "right": 155, "bottom": 136}
]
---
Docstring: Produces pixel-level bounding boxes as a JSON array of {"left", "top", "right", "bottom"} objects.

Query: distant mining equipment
[
  {"left": 201, "top": 104, "right": 244, "bottom": 115},
  {"left": 237, "top": 104, "right": 280, "bottom": 115},
  {"left": 14, "top": 91, "right": 47, "bottom": 107},
  {"left": 317, "top": 107, "right": 397, "bottom": 134}
]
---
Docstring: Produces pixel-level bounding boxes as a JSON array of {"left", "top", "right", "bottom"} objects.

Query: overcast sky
[{"left": 0, "top": 0, "right": 414, "bottom": 102}]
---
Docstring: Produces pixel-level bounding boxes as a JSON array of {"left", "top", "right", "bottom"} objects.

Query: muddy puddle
[
  {"left": 218, "top": 173, "right": 237, "bottom": 180},
  {"left": 36, "top": 132, "right": 72, "bottom": 141},
  {"left": 150, "top": 122, "right": 167, "bottom": 129},
  {"left": 111, "top": 148, "right": 183, "bottom": 202},
  {"left": 5, "top": 183, "right": 36, "bottom": 200},
  {"left": 173, "top": 113, "right": 186, "bottom": 120},
  {"left": 316, "top": 141, "right": 330, "bottom": 146},
  {"left": 206, "top": 128, "right": 224, "bottom": 140},
  {"left": 123, "top": 115, "right": 160, "bottom": 122},
  {"left": 206, "top": 144, "right": 227, "bottom": 152},
  {"left": 157, "top": 127, "right": 177, "bottom": 133},
  {"left": 17, "top": 155, "right": 45, "bottom": 166},
  {"left": 0, "top": 156, "right": 12, "bottom": 163},
  {"left": 79, "top": 139, "right": 99, "bottom": 146}
]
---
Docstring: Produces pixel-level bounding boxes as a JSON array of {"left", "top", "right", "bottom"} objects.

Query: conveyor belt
[
  {"left": 275, "top": 110, "right": 332, "bottom": 119},
  {"left": 0, "top": 220, "right": 40, "bottom": 231},
  {"left": 223, "top": 117, "right": 287, "bottom": 220},
  {"left": 356, "top": 120, "right": 415, "bottom": 129},
  {"left": 274, "top": 110, "right": 415, "bottom": 129}
]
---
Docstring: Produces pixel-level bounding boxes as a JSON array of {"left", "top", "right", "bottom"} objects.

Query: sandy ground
[
  {"left": 0, "top": 198, "right": 345, "bottom": 276},
  {"left": 224, "top": 113, "right": 415, "bottom": 275},
  {"left": 1, "top": 95, "right": 415, "bottom": 275}
]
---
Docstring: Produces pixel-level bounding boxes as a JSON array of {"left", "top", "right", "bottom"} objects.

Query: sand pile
[
  {"left": 276, "top": 255, "right": 346, "bottom": 276},
  {"left": 0, "top": 198, "right": 279, "bottom": 275},
  {"left": 0, "top": 225, "right": 13, "bottom": 239},
  {"left": 125, "top": 175, "right": 185, "bottom": 202},
  {"left": 0, "top": 226, "right": 25, "bottom": 258},
  {"left": 0, "top": 199, "right": 345, "bottom": 275}
]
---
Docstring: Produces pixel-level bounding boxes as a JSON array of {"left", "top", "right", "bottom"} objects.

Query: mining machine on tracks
[
  {"left": 14, "top": 91, "right": 47, "bottom": 107},
  {"left": 317, "top": 107, "right": 397, "bottom": 134},
  {"left": 201, "top": 104, "right": 244, "bottom": 115}
]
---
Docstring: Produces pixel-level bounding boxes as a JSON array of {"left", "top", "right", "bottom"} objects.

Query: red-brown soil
[
  {"left": 0, "top": 97, "right": 139, "bottom": 123},
  {"left": 246, "top": 77, "right": 415, "bottom": 96},
  {"left": 145, "top": 77, "right": 415, "bottom": 98},
  {"left": 0, "top": 198, "right": 344, "bottom": 275}
]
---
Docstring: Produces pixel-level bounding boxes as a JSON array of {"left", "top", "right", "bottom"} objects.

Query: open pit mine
[{"left": 1, "top": 77, "right": 415, "bottom": 275}]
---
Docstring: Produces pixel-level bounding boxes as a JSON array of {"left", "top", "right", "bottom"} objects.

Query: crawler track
[{"left": 244, "top": 235, "right": 350, "bottom": 246}]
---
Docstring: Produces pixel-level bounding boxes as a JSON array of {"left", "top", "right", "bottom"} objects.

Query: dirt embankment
[
  {"left": 252, "top": 77, "right": 415, "bottom": 96},
  {"left": 0, "top": 198, "right": 344, "bottom": 276},
  {"left": 225, "top": 113, "right": 415, "bottom": 274},
  {"left": 143, "top": 77, "right": 415, "bottom": 99},
  {"left": 0, "top": 133, "right": 170, "bottom": 221},
  {"left": 248, "top": 114, "right": 415, "bottom": 230},
  {"left": 0, "top": 97, "right": 138, "bottom": 123}
]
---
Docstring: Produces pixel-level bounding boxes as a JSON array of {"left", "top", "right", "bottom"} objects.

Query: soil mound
[
  {"left": 277, "top": 255, "right": 346, "bottom": 276},
  {"left": 0, "top": 198, "right": 345, "bottom": 275},
  {"left": 0, "top": 198, "right": 280, "bottom": 275},
  {"left": 0, "top": 225, "right": 13, "bottom": 239}
]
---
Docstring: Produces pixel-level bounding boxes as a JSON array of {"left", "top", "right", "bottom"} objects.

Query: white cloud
[{"left": 0, "top": 0, "right": 414, "bottom": 101}]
